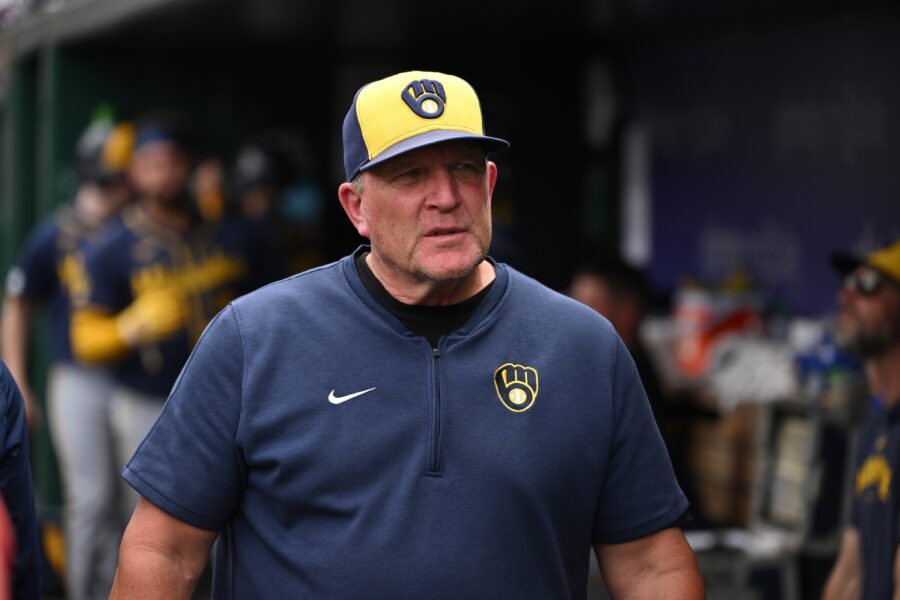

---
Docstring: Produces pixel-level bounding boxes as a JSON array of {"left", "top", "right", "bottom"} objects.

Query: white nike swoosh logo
[{"left": 328, "top": 387, "right": 376, "bottom": 405}]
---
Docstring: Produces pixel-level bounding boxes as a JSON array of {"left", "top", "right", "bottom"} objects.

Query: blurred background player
[
  {"left": 569, "top": 254, "right": 664, "bottom": 414},
  {"left": 1, "top": 112, "right": 132, "bottom": 600},
  {"left": 69, "top": 111, "right": 259, "bottom": 519},
  {"left": 227, "top": 132, "right": 325, "bottom": 284},
  {"left": 2, "top": 112, "right": 133, "bottom": 427},
  {"left": 568, "top": 253, "right": 698, "bottom": 524},
  {"left": 824, "top": 238, "right": 900, "bottom": 599}
]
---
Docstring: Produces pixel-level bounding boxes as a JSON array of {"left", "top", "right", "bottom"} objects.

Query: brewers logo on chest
[{"left": 493, "top": 363, "right": 539, "bottom": 413}]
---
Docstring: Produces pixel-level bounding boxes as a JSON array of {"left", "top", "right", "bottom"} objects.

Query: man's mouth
[{"left": 425, "top": 227, "right": 466, "bottom": 237}]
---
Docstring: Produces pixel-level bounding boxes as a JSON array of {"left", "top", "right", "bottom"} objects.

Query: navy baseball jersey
[
  {"left": 852, "top": 400, "right": 900, "bottom": 600},
  {"left": 124, "top": 248, "right": 688, "bottom": 599},
  {"left": 5, "top": 205, "right": 105, "bottom": 362},
  {"left": 77, "top": 205, "right": 255, "bottom": 396}
]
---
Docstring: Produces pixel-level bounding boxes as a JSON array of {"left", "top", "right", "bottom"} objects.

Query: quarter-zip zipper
[{"left": 426, "top": 343, "right": 444, "bottom": 476}]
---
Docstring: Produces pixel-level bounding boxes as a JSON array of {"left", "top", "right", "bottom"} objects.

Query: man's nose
[{"left": 425, "top": 168, "right": 460, "bottom": 211}]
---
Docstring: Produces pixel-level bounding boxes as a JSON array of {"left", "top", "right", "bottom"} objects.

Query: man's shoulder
[
  {"left": 504, "top": 265, "right": 615, "bottom": 331},
  {"left": 504, "top": 265, "right": 575, "bottom": 304},
  {"left": 19, "top": 214, "right": 65, "bottom": 256},
  {"left": 231, "top": 258, "right": 347, "bottom": 312},
  {"left": 81, "top": 218, "right": 132, "bottom": 263},
  {"left": 206, "top": 213, "right": 254, "bottom": 245},
  {"left": 0, "top": 361, "right": 21, "bottom": 418},
  {"left": 91, "top": 216, "right": 130, "bottom": 246}
]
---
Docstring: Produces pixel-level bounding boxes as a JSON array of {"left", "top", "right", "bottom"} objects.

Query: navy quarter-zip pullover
[{"left": 124, "top": 248, "right": 687, "bottom": 599}]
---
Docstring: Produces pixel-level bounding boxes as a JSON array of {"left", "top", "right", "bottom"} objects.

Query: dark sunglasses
[{"left": 843, "top": 269, "right": 891, "bottom": 296}]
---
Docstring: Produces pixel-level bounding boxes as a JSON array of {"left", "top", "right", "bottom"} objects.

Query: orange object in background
[
  {"left": 674, "top": 282, "right": 761, "bottom": 378},
  {"left": 674, "top": 288, "right": 713, "bottom": 377}
]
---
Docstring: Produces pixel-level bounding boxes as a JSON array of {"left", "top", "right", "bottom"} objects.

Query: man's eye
[
  {"left": 395, "top": 168, "right": 424, "bottom": 180},
  {"left": 454, "top": 161, "right": 479, "bottom": 172}
]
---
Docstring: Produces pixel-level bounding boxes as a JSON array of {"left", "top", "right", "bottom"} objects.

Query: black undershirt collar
[{"left": 354, "top": 251, "right": 494, "bottom": 348}]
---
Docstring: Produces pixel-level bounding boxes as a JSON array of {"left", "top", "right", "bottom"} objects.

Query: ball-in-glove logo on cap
[
  {"left": 401, "top": 79, "right": 446, "bottom": 119},
  {"left": 493, "top": 363, "right": 539, "bottom": 413}
]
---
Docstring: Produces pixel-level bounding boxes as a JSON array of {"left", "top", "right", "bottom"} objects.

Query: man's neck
[
  {"left": 866, "top": 343, "right": 900, "bottom": 406},
  {"left": 141, "top": 197, "right": 193, "bottom": 232},
  {"left": 365, "top": 253, "right": 495, "bottom": 306}
]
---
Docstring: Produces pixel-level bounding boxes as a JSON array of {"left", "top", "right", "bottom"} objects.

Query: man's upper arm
[
  {"left": 592, "top": 337, "right": 688, "bottom": 543},
  {"left": 9, "top": 220, "right": 59, "bottom": 303},
  {"left": 1, "top": 297, "right": 35, "bottom": 381},
  {"left": 121, "top": 304, "right": 246, "bottom": 529},
  {"left": 111, "top": 498, "right": 217, "bottom": 599},
  {"left": 594, "top": 527, "right": 704, "bottom": 599}
]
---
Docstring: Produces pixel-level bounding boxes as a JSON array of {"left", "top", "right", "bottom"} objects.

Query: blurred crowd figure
[
  {"left": 568, "top": 253, "right": 697, "bottom": 523},
  {"left": 569, "top": 255, "right": 663, "bottom": 411},
  {"left": 225, "top": 132, "right": 326, "bottom": 283},
  {"left": 66, "top": 109, "right": 263, "bottom": 552},
  {"left": 0, "top": 106, "right": 328, "bottom": 599},
  {"left": 2, "top": 111, "right": 133, "bottom": 600},
  {"left": 824, "top": 239, "right": 900, "bottom": 600}
]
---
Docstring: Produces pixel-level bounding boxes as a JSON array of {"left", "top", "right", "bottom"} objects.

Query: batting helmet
[{"left": 75, "top": 119, "right": 135, "bottom": 185}]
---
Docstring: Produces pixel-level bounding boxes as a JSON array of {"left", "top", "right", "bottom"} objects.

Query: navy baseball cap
[
  {"left": 133, "top": 111, "right": 194, "bottom": 151},
  {"left": 342, "top": 70, "right": 509, "bottom": 181}
]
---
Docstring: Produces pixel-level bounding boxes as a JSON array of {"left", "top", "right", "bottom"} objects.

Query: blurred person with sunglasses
[
  {"left": 824, "top": 238, "right": 900, "bottom": 600},
  {"left": 1, "top": 113, "right": 134, "bottom": 600}
]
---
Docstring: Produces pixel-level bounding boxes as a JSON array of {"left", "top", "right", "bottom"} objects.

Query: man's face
[
  {"left": 571, "top": 273, "right": 618, "bottom": 322},
  {"left": 835, "top": 266, "right": 900, "bottom": 358},
  {"left": 77, "top": 180, "right": 131, "bottom": 225},
  {"left": 95, "top": 180, "right": 132, "bottom": 221},
  {"left": 129, "top": 141, "right": 192, "bottom": 204},
  {"left": 569, "top": 273, "right": 642, "bottom": 346},
  {"left": 356, "top": 140, "right": 497, "bottom": 284}
]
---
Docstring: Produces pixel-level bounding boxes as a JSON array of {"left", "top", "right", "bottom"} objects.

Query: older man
[{"left": 110, "top": 71, "right": 702, "bottom": 599}]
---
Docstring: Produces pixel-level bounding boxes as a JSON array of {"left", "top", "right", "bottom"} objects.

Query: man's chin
[
  {"left": 417, "top": 251, "right": 484, "bottom": 282},
  {"left": 836, "top": 330, "right": 894, "bottom": 359},
  {"left": 423, "top": 264, "right": 481, "bottom": 283},
  {"left": 153, "top": 189, "right": 191, "bottom": 206}
]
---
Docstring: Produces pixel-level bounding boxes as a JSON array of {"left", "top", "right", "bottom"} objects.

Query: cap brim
[
  {"left": 360, "top": 130, "right": 509, "bottom": 175},
  {"left": 830, "top": 252, "right": 863, "bottom": 276}
]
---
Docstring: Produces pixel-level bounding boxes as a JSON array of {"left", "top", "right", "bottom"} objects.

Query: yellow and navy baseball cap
[
  {"left": 831, "top": 238, "right": 900, "bottom": 285},
  {"left": 76, "top": 119, "right": 134, "bottom": 185},
  {"left": 342, "top": 70, "right": 509, "bottom": 181}
]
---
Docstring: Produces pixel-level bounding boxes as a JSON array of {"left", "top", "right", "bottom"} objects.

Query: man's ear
[
  {"left": 487, "top": 161, "right": 499, "bottom": 202},
  {"left": 337, "top": 181, "right": 369, "bottom": 238}
]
